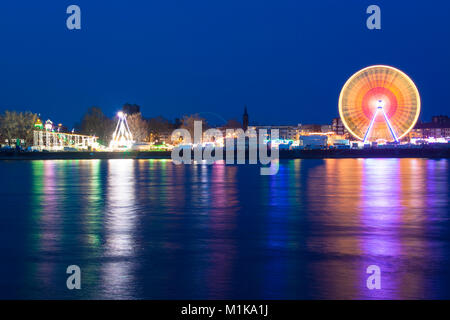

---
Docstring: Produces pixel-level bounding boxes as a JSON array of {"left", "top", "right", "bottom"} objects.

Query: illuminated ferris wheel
[{"left": 338, "top": 65, "right": 421, "bottom": 143}]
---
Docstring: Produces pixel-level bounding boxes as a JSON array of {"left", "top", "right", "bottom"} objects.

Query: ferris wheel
[{"left": 338, "top": 65, "right": 421, "bottom": 143}]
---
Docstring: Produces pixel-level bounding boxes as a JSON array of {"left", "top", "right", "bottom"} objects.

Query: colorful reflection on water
[{"left": 0, "top": 159, "right": 449, "bottom": 299}]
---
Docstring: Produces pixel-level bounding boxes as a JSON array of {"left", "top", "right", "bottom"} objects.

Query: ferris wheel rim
[{"left": 338, "top": 65, "right": 421, "bottom": 141}]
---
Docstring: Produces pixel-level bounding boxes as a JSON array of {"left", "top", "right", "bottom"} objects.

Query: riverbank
[{"left": 1, "top": 147, "right": 449, "bottom": 160}]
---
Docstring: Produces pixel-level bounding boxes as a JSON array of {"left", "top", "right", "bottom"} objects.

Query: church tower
[{"left": 243, "top": 105, "right": 249, "bottom": 131}]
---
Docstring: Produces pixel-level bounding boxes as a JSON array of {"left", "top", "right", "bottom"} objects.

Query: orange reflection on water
[
  {"left": 305, "top": 159, "right": 447, "bottom": 299},
  {"left": 23, "top": 158, "right": 448, "bottom": 299},
  {"left": 306, "top": 159, "right": 364, "bottom": 299}
]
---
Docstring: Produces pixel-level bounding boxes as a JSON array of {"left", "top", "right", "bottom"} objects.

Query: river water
[{"left": 0, "top": 159, "right": 449, "bottom": 299}]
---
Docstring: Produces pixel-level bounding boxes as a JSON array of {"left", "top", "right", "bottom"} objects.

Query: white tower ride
[{"left": 110, "top": 112, "right": 134, "bottom": 150}]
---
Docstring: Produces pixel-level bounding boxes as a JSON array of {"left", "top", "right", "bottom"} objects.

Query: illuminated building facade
[
  {"left": 331, "top": 117, "right": 347, "bottom": 136},
  {"left": 299, "top": 124, "right": 322, "bottom": 134},
  {"left": 410, "top": 116, "right": 450, "bottom": 139},
  {"left": 249, "top": 125, "right": 300, "bottom": 141},
  {"left": 33, "top": 130, "right": 98, "bottom": 150},
  {"left": 34, "top": 118, "right": 43, "bottom": 130}
]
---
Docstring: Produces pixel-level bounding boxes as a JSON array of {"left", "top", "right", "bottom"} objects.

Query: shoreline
[{"left": 1, "top": 148, "right": 449, "bottom": 160}]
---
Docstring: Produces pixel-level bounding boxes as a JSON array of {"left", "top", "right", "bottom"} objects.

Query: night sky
[{"left": 0, "top": 0, "right": 449, "bottom": 128}]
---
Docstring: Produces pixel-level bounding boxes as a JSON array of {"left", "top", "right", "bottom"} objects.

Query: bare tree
[
  {"left": 223, "top": 119, "right": 242, "bottom": 129},
  {"left": 0, "top": 110, "right": 39, "bottom": 146},
  {"left": 127, "top": 112, "right": 149, "bottom": 142},
  {"left": 180, "top": 114, "right": 209, "bottom": 137}
]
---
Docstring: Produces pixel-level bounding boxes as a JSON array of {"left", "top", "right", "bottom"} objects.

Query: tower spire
[{"left": 243, "top": 105, "right": 249, "bottom": 131}]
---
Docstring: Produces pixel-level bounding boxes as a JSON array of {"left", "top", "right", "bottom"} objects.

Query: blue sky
[{"left": 0, "top": 0, "right": 449, "bottom": 127}]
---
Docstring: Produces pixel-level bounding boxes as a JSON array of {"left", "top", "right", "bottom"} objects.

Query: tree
[
  {"left": 223, "top": 119, "right": 242, "bottom": 129},
  {"left": 0, "top": 110, "right": 39, "bottom": 146},
  {"left": 0, "top": 127, "right": 4, "bottom": 145},
  {"left": 180, "top": 114, "right": 209, "bottom": 138},
  {"left": 122, "top": 103, "right": 141, "bottom": 115},
  {"left": 147, "top": 116, "right": 174, "bottom": 143},
  {"left": 126, "top": 112, "right": 149, "bottom": 142},
  {"left": 77, "top": 107, "right": 114, "bottom": 146}
]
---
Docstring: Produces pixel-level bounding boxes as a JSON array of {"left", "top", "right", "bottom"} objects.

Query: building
[
  {"left": 249, "top": 125, "right": 300, "bottom": 141},
  {"left": 34, "top": 118, "right": 43, "bottom": 130},
  {"left": 432, "top": 115, "right": 450, "bottom": 126},
  {"left": 299, "top": 124, "right": 322, "bottom": 134},
  {"left": 321, "top": 124, "right": 332, "bottom": 133},
  {"left": 33, "top": 130, "right": 99, "bottom": 151},
  {"left": 56, "top": 123, "right": 69, "bottom": 133},
  {"left": 410, "top": 116, "right": 450, "bottom": 139},
  {"left": 332, "top": 117, "right": 347, "bottom": 136},
  {"left": 39, "top": 119, "right": 69, "bottom": 134},
  {"left": 44, "top": 119, "right": 54, "bottom": 131}
]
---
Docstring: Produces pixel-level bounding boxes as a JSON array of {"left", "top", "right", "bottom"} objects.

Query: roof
[{"left": 414, "top": 122, "right": 450, "bottom": 129}]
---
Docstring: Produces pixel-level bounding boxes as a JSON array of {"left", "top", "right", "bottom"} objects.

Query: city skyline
[
  {"left": 0, "top": 1, "right": 449, "bottom": 127},
  {"left": 15, "top": 103, "right": 450, "bottom": 132}
]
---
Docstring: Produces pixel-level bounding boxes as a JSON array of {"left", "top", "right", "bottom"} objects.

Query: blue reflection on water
[{"left": 0, "top": 159, "right": 449, "bottom": 299}]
